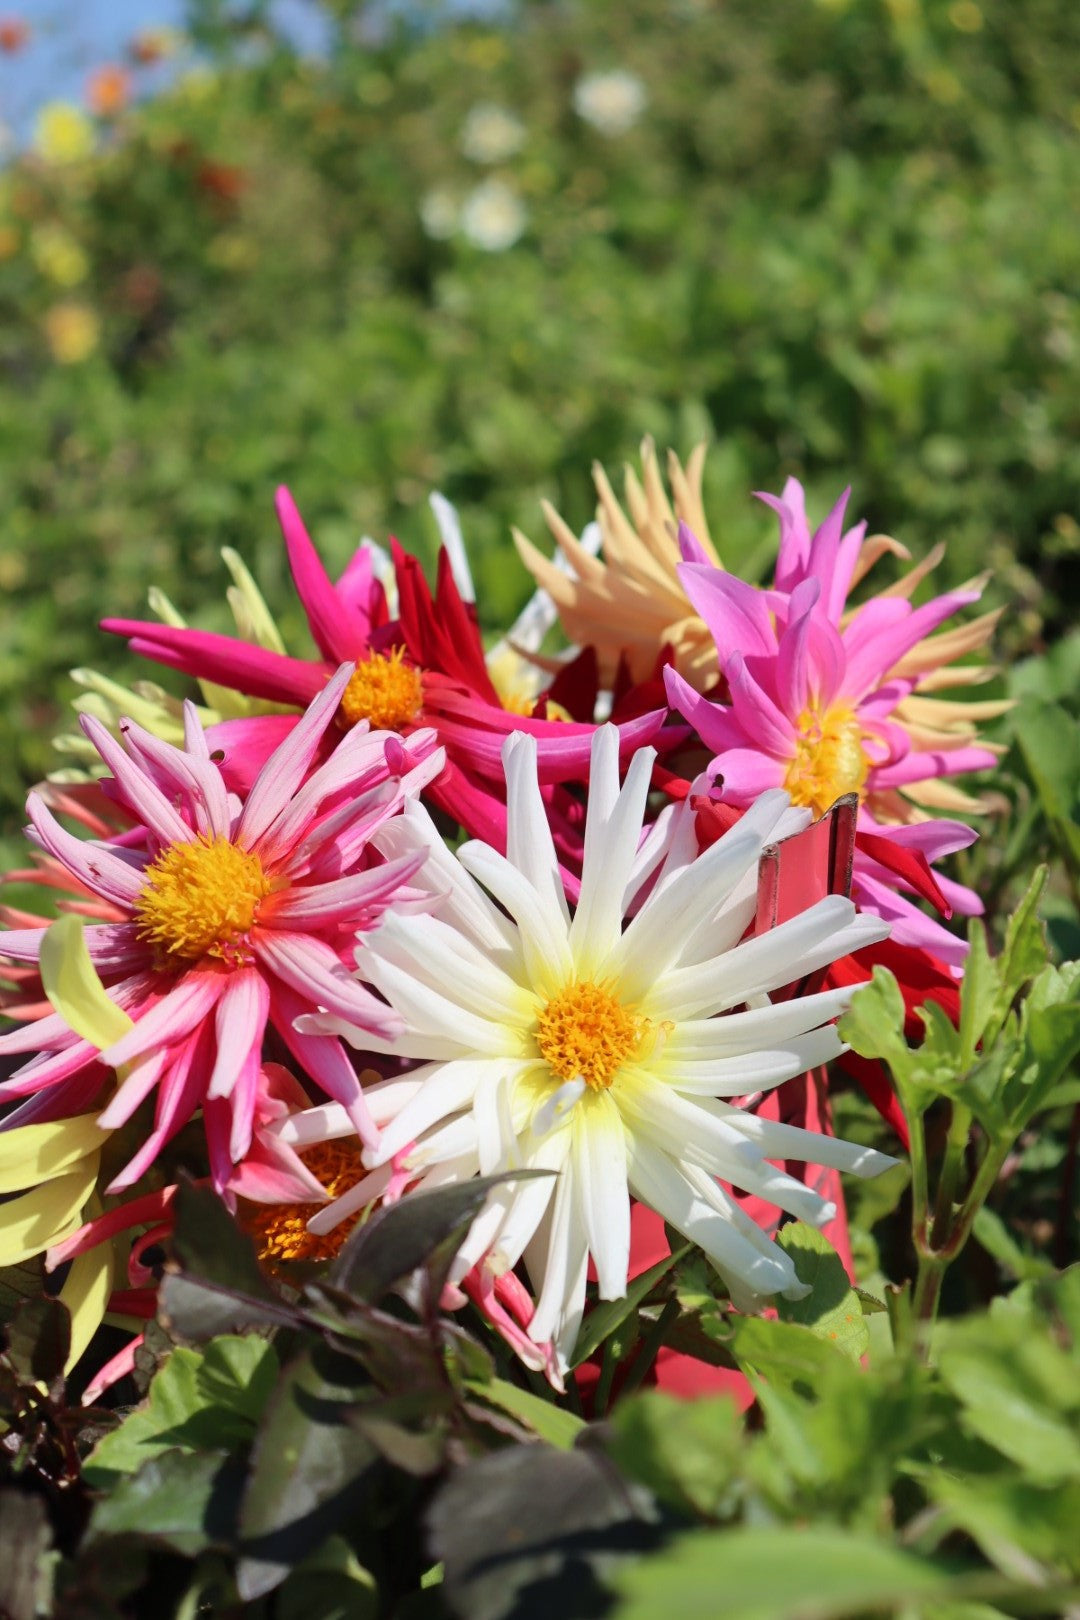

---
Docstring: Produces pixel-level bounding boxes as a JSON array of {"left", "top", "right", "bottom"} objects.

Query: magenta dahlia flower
[
  {"left": 0, "top": 665, "right": 444, "bottom": 1189},
  {"left": 665, "top": 486, "right": 1000, "bottom": 965},
  {"left": 102, "top": 488, "right": 667, "bottom": 852}
]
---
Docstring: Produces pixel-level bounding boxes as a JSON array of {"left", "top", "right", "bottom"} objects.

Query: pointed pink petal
[
  {"left": 267, "top": 979, "right": 377, "bottom": 1146},
  {"left": 726, "top": 653, "right": 795, "bottom": 758},
  {"left": 759, "top": 480, "right": 811, "bottom": 591},
  {"left": 101, "top": 619, "right": 326, "bottom": 707},
  {"left": 25, "top": 793, "right": 146, "bottom": 908},
  {"left": 275, "top": 486, "right": 368, "bottom": 663},
  {"left": 677, "top": 564, "right": 776, "bottom": 659},
  {"left": 102, "top": 970, "right": 224, "bottom": 1071},
  {"left": 79, "top": 717, "right": 193, "bottom": 847},
  {"left": 663, "top": 666, "right": 743, "bottom": 756},
  {"left": 206, "top": 969, "right": 269, "bottom": 1100},
  {"left": 256, "top": 932, "right": 401, "bottom": 1038},
  {"left": 117, "top": 716, "right": 231, "bottom": 840},
  {"left": 263, "top": 852, "right": 425, "bottom": 928},
  {"left": 237, "top": 664, "right": 352, "bottom": 851}
]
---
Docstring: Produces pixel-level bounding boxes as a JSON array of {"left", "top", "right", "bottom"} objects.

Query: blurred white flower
[
  {"left": 461, "top": 179, "right": 527, "bottom": 252},
  {"left": 461, "top": 102, "right": 526, "bottom": 165},
  {"left": 419, "top": 187, "right": 460, "bottom": 241},
  {"left": 573, "top": 69, "right": 647, "bottom": 136}
]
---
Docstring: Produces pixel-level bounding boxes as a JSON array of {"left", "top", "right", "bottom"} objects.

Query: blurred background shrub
[{"left": 0, "top": 0, "right": 1078, "bottom": 836}]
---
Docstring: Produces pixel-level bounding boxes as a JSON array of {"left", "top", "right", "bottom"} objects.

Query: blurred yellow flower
[
  {"left": 176, "top": 67, "right": 216, "bottom": 105},
  {"left": 34, "top": 102, "right": 95, "bottom": 164},
  {"left": 44, "top": 301, "right": 100, "bottom": 364},
  {"left": 462, "top": 35, "right": 507, "bottom": 70},
  {"left": 30, "top": 224, "right": 89, "bottom": 287},
  {"left": 948, "top": 0, "right": 983, "bottom": 29},
  {"left": 206, "top": 232, "right": 258, "bottom": 271}
]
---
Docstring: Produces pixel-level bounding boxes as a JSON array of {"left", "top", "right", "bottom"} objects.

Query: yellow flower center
[
  {"left": 133, "top": 834, "right": 272, "bottom": 965},
  {"left": 534, "top": 980, "right": 646, "bottom": 1092},
  {"left": 784, "top": 703, "right": 870, "bottom": 819},
  {"left": 243, "top": 1139, "right": 366, "bottom": 1268},
  {"left": 340, "top": 648, "right": 424, "bottom": 731}
]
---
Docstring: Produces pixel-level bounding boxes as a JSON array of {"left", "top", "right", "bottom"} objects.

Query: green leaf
[
  {"left": 936, "top": 1306, "right": 1080, "bottom": 1485},
  {"left": 428, "top": 1443, "right": 661, "bottom": 1620},
  {"left": 4, "top": 1296, "right": 70, "bottom": 1389},
  {"left": 605, "top": 1391, "right": 740, "bottom": 1520},
  {"left": 84, "top": 1337, "right": 278, "bottom": 1487},
  {"left": 0, "top": 1259, "right": 45, "bottom": 1328},
  {"left": 276, "top": 1536, "right": 379, "bottom": 1620},
  {"left": 569, "top": 1243, "right": 690, "bottom": 1370},
  {"left": 0, "top": 1489, "right": 53, "bottom": 1620},
  {"left": 971, "top": 1207, "right": 1054, "bottom": 1284},
  {"left": 730, "top": 1313, "right": 849, "bottom": 1392},
  {"left": 159, "top": 1181, "right": 297, "bottom": 1342},
  {"left": 958, "top": 920, "right": 995, "bottom": 1069},
  {"left": 610, "top": 1526, "right": 975, "bottom": 1620},
  {"left": 838, "top": 969, "right": 929, "bottom": 1112},
  {"left": 929, "top": 1472, "right": 1080, "bottom": 1582},
  {"left": 464, "top": 1376, "right": 584, "bottom": 1450},
  {"left": 996, "top": 866, "right": 1050, "bottom": 1012},
  {"left": 237, "top": 1342, "right": 379, "bottom": 1601},
  {"left": 776, "top": 1223, "right": 869, "bottom": 1361},
  {"left": 87, "top": 1449, "right": 243, "bottom": 1557}
]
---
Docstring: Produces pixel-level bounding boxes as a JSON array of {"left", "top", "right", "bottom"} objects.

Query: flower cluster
[{"left": 1, "top": 449, "right": 1004, "bottom": 1385}]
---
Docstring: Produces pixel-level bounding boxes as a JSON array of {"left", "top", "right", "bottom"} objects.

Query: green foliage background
[{"left": 1, "top": 0, "right": 1079, "bottom": 836}]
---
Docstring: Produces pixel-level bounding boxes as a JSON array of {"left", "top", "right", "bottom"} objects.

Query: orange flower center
[
  {"left": 340, "top": 648, "right": 424, "bottom": 731},
  {"left": 244, "top": 1139, "right": 367, "bottom": 1267},
  {"left": 534, "top": 980, "right": 646, "bottom": 1092},
  {"left": 133, "top": 835, "right": 271, "bottom": 964},
  {"left": 785, "top": 703, "right": 870, "bottom": 819}
]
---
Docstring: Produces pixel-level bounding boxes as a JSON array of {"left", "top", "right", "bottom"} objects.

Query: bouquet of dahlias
[{"left": 2, "top": 446, "right": 1030, "bottom": 1612}]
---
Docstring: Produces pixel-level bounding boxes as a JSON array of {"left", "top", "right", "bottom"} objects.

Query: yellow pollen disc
[
  {"left": 784, "top": 703, "right": 870, "bottom": 819},
  {"left": 534, "top": 979, "right": 645, "bottom": 1092},
  {"left": 243, "top": 1139, "right": 366, "bottom": 1268},
  {"left": 133, "top": 834, "right": 271, "bottom": 965},
  {"left": 340, "top": 647, "right": 424, "bottom": 731}
]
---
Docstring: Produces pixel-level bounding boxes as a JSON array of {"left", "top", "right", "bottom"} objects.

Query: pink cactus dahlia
[
  {"left": 102, "top": 489, "right": 667, "bottom": 853},
  {"left": 0, "top": 666, "right": 443, "bottom": 1189},
  {"left": 665, "top": 485, "right": 1002, "bottom": 965}
]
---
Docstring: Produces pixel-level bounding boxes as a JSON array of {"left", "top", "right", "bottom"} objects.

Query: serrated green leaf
[
  {"left": 87, "top": 1449, "right": 243, "bottom": 1556},
  {"left": 237, "top": 1342, "right": 378, "bottom": 1601},
  {"left": 958, "top": 921, "right": 995, "bottom": 1070},
  {"left": 605, "top": 1391, "right": 740, "bottom": 1519},
  {"left": 776, "top": 1223, "right": 869, "bottom": 1361},
  {"left": 997, "top": 866, "right": 1050, "bottom": 1013},
  {"left": 84, "top": 1337, "right": 278, "bottom": 1487},
  {"left": 730, "top": 1313, "right": 849, "bottom": 1390}
]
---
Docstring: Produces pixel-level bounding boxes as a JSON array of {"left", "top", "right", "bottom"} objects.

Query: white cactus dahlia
[{"left": 284, "top": 727, "right": 897, "bottom": 1371}]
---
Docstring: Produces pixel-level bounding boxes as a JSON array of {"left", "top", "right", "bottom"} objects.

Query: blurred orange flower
[{"left": 87, "top": 65, "right": 132, "bottom": 119}]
